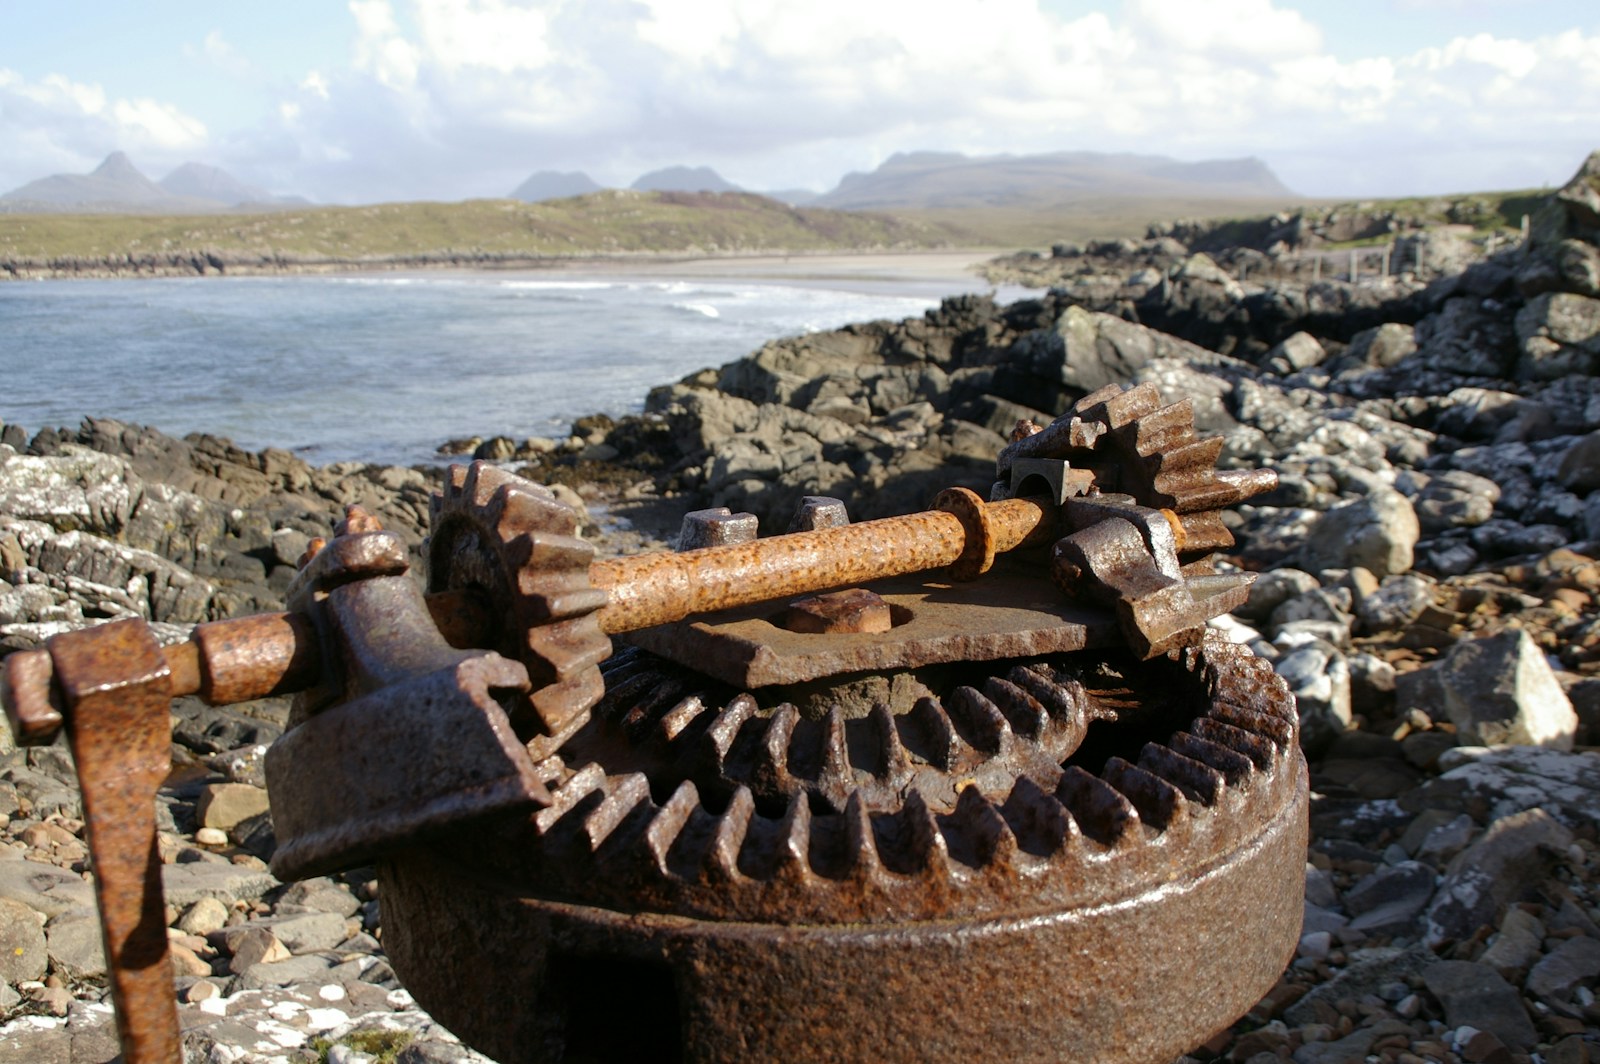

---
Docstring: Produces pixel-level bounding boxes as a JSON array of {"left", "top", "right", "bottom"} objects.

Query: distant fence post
[
  {"left": 1381, "top": 244, "right": 1391, "bottom": 277},
  {"left": 1521, "top": 214, "right": 1530, "bottom": 244},
  {"left": 1349, "top": 250, "right": 1357, "bottom": 283},
  {"left": 1414, "top": 241, "right": 1424, "bottom": 279}
]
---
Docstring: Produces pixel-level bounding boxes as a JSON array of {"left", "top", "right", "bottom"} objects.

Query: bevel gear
[{"left": 427, "top": 462, "right": 611, "bottom": 758}]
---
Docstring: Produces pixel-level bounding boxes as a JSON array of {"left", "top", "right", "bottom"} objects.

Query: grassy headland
[{"left": 0, "top": 190, "right": 974, "bottom": 279}]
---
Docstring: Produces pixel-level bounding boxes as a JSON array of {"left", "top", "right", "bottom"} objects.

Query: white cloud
[
  {"left": 4, "top": 1, "right": 1596, "bottom": 202},
  {"left": 0, "top": 68, "right": 208, "bottom": 189}
]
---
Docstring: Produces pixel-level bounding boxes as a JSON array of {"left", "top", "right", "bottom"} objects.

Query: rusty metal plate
[{"left": 624, "top": 563, "right": 1250, "bottom": 688}]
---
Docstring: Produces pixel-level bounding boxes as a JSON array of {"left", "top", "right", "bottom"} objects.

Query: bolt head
[{"left": 779, "top": 588, "right": 893, "bottom": 635}]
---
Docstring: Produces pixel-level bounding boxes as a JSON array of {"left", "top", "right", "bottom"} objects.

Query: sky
[{"left": 2, "top": 0, "right": 1598, "bottom": 205}]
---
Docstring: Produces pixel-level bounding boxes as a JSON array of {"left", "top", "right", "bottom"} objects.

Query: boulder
[
  {"left": 1557, "top": 429, "right": 1600, "bottom": 493},
  {"left": 1298, "top": 488, "right": 1419, "bottom": 578},
  {"left": 1515, "top": 292, "right": 1600, "bottom": 379},
  {"left": 0, "top": 896, "right": 47, "bottom": 984},
  {"left": 1424, "top": 807, "right": 1574, "bottom": 948},
  {"left": 1409, "top": 629, "right": 1577, "bottom": 749},
  {"left": 1264, "top": 331, "right": 1325, "bottom": 374},
  {"left": 1421, "top": 960, "right": 1538, "bottom": 1049},
  {"left": 0, "top": 448, "right": 140, "bottom": 536},
  {"left": 1343, "top": 322, "right": 1417, "bottom": 369}
]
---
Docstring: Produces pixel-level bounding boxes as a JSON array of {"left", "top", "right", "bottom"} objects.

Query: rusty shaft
[{"left": 590, "top": 491, "right": 1056, "bottom": 633}]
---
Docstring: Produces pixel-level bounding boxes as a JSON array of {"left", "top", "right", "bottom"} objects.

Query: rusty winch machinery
[{"left": 2, "top": 382, "right": 1306, "bottom": 1064}]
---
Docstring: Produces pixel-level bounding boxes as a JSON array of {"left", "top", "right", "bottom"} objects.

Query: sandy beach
[{"left": 496, "top": 249, "right": 1015, "bottom": 300}]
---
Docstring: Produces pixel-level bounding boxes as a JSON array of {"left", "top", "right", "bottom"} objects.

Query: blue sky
[{"left": 3, "top": 1, "right": 1597, "bottom": 204}]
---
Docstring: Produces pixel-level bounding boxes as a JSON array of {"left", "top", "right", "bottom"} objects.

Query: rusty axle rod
[{"left": 591, "top": 489, "right": 1057, "bottom": 633}]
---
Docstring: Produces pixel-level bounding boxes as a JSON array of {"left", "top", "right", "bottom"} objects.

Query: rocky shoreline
[{"left": 4, "top": 152, "right": 1600, "bottom": 1063}]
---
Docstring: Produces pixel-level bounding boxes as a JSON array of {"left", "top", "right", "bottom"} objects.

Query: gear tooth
[
  {"left": 775, "top": 789, "right": 812, "bottom": 873},
  {"left": 445, "top": 463, "right": 469, "bottom": 495},
  {"left": 1081, "top": 380, "right": 1162, "bottom": 429},
  {"left": 1209, "top": 697, "right": 1293, "bottom": 749},
  {"left": 1173, "top": 510, "right": 1236, "bottom": 556},
  {"left": 535, "top": 762, "right": 608, "bottom": 834},
  {"left": 463, "top": 460, "right": 514, "bottom": 510},
  {"left": 1212, "top": 467, "right": 1281, "bottom": 506},
  {"left": 499, "top": 482, "right": 574, "bottom": 536},
  {"left": 1000, "top": 777, "right": 1077, "bottom": 856},
  {"left": 1121, "top": 399, "right": 1197, "bottom": 458},
  {"left": 1148, "top": 434, "right": 1224, "bottom": 476},
  {"left": 1138, "top": 742, "right": 1226, "bottom": 805},
  {"left": 907, "top": 695, "right": 959, "bottom": 771},
  {"left": 983, "top": 676, "right": 1047, "bottom": 739},
  {"left": 898, "top": 790, "right": 949, "bottom": 875},
  {"left": 703, "top": 694, "right": 758, "bottom": 768},
  {"left": 1071, "top": 383, "right": 1125, "bottom": 415},
  {"left": 818, "top": 706, "right": 851, "bottom": 794},
  {"left": 1192, "top": 718, "right": 1275, "bottom": 771},
  {"left": 868, "top": 702, "right": 909, "bottom": 782},
  {"left": 616, "top": 676, "right": 689, "bottom": 741},
  {"left": 583, "top": 772, "right": 652, "bottom": 851},
  {"left": 708, "top": 786, "right": 755, "bottom": 881},
  {"left": 947, "top": 785, "right": 1017, "bottom": 870},
  {"left": 527, "top": 615, "right": 611, "bottom": 679},
  {"left": 1007, "top": 666, "right": 1093, "bottom": 762},
  {"left": 645, "top": 779, "right": 700, "bottom": 871},
  {"left": 751, "top": 703, "right": 799, "bottom": 790},
  {"left": 657, "top": 694, "right": 708, "bottom": 744},
  {"left": 946, "top": 685, "right": 1011, "bottom": 756},
  {"left": 516, "top": 530, "right": 595, "bottom": 576},
  {"left": 1103, "top": 756, "right": 1187, "bottom": 829},
  {"left": 841, "top": 790, "right": 880, "bottom": 877},
  {"left": 1169, "top": 731, "right": 1254, "bottom": 786},
  {"left": 1056, "top": 765, "right": 1138, "bottom": 845}
]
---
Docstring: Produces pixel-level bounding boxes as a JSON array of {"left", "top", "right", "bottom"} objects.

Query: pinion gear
[{"left": 427, "top": 462, "right": 611, "bottom": 757}]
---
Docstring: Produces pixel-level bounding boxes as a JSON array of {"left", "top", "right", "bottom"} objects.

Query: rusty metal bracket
[
  {"left": 44, "top": 619, "right": 179, "bottom": 1064},
  {"left": 265, "top": 510, "right": 553, "bottom": 882}
]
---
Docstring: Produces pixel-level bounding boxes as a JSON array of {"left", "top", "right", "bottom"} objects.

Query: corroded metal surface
[
  {"left": 384, "top": 637, "right": 1307, "bottom": 1063},
  {"left": 49, "top": 619, "right": 180, "bottom": 1064}
]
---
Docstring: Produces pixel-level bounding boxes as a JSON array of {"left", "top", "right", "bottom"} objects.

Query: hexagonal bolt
[
  {"left": 677, "top": 508, "right": 759, "bottom": 551},
  {"left": 788, "top": 496, "right": 850, "bottom": 534},
  {"left": 778, "top": 588, "right": 893, "bottom": 634}
]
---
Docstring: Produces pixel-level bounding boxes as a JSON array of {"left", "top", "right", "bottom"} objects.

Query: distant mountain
[
  {"left": 631, "top": 166, "right": 741, "bottom": 194},
  {"left": 0, "top": 152, "right": 303, "bottom": 213},
  {"left": 813, "top": 150, "right": 1296, "bottom": 210},
  {"left": 159, "top": 163, "right": 273, "bottom": 205},
  {"left": 510, "top": 170, "right": 603, "bottom": 202},
  {"left": 1, "top": 151, "right": 179, "bottom": 209}
]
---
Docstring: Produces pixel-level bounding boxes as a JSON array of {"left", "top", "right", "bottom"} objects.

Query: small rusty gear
[
  {"left": 999, "top": 380, "right": 1277, "bottom": 567},
  {"left": 426, "top": 462, "right": 611, "bottom": 757}
]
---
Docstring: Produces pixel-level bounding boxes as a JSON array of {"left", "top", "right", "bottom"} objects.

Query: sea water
[{"left": 1, "top": 271, "right": 1023, "bottom": 466}]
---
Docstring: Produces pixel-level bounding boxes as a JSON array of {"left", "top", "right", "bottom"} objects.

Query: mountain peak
[
  {"left": 92, "top": 151, "right": 144, "bottom": 181},
  {"left": 631, "top": 166, "right": 741, "bottom": 194}
]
